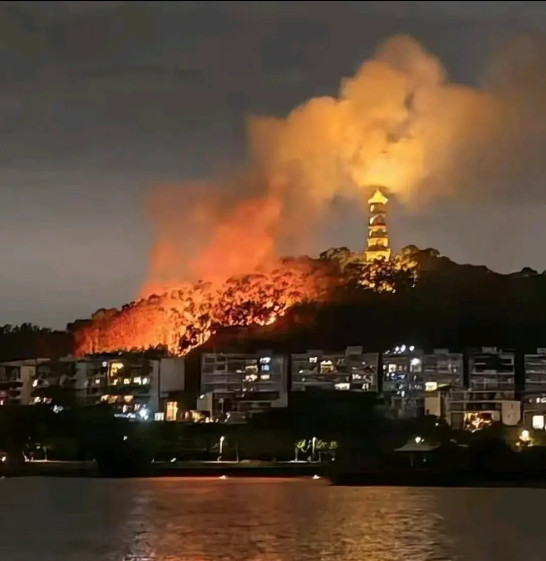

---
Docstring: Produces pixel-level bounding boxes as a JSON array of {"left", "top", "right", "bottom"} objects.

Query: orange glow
[{"left": 74, "top": 259, "right": 336, "bottom": 357}]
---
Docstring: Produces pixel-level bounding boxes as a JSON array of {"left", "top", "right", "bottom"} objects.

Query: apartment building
[
  {"left": 467, "top": 347, "right": 515, "bottom": 392},
  {"left": 382, "top": 345, "right": 424, "bottom": 418},
  {"left": 427, "top": 348, "right": 520, "bottom": 430},
  {"left": 0, "top": 359, "right": 51, "bottom": 406},
  {"left": 198, "top": 351, "right": 287, "bottom": 420},
  {"left": 423, "top": 349, "right": 464, "bottom": 420},
  {"left": 524, "top": 349, "right": 546, "bottom": 393},
  {"left": 92, "top": 355, "right": 185, "bottom": 419},
  {"left": 422, "top": 349, "right": 464, "bottom": 391},
  {"left": 291, "top": 347, "right": 379, "bottom": 392},
  {"left": 31, "top": 357, "right": 96, "bottom": 405},
  {"left": 29, "top": 354, "right": 185, "bottom": 420},
  {"left": 522, "top": 348, "right": 546, "bottom": 430}
]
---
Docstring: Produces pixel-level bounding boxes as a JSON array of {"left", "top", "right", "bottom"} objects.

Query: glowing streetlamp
[{"left": 218, "top": 435, "right": 225, "bottom": 460}]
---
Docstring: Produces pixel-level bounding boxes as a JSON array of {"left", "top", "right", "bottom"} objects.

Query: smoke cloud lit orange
[
  {"left": 76, "top": 33, "right": 546, "bottom": 357},
  {"left": 143, "top": 34, "right": 545, "bottom": 294}
]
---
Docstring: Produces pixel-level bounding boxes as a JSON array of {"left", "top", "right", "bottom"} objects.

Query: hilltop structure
[{"left": 365, "top": 188, "right": 391, "bottom": 262}]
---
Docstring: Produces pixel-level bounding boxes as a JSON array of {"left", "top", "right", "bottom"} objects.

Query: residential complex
[{"left": 3, "top": 345, "right": 546, "bottom": 433}]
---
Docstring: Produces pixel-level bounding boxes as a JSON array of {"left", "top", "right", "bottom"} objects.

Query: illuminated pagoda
[{"left": 365, "top": 187, "right": 391, "bottom": 262}]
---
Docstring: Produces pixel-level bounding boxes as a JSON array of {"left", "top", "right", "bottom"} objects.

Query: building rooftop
[{"left": 368, "top": 188, "right": 388, "bottom": 205}]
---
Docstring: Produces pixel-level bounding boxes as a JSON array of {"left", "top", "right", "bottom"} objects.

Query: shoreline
[
  {"left": 6, "top": 461, "right": 546, "bottom": 488},
  {"left": 1, "top": 459, "right": 323, "bottom": 479}
]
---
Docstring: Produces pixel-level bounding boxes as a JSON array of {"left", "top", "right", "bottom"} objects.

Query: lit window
[
  {"left": 166, "top": 401, "right": 178, "bottom": 421},
  {"left": 532, "top": 415, "right": 545, "bottom": 430},
  {"left": 334, "top": 383, "right": 350, "bottom": 391},
  {"left": 320, "top": 360, "right": 335, "bottom": 374},
  {"left": 109, "top": 362, "right": 124, "bottom": 377},
  {"left": 142, "top": 377, "right": 150, "bottom": 385}
]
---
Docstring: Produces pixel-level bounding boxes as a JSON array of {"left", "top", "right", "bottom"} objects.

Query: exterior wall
[
  {"left": 424, "top": 393, "right": 443, "bottom": 417},
  {"left": 502, "top": 400, "right": 521, "bottom": 425},
  {"left": 18, "top": 365, "right": 35, "bottom": 405},
  {"left": 156, "top": 358, "right": 185, "bottom": 393}
]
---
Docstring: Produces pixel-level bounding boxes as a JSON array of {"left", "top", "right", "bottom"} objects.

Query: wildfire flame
[{"left": 74, "top": 259, "right": 336, "bottom": 357}]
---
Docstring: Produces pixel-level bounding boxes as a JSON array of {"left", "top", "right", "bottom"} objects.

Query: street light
[{"left": 219, "top": 436, "right": 225, "bottom": 460}]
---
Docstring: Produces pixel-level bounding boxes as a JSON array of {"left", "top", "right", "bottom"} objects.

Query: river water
[{"left": 0, "top": 477, "right": 542, "bottom": 560}]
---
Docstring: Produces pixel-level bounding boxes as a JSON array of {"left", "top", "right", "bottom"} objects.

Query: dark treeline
[
  {"left": 195, "top": 247, "right": 546, "bottom": 354},
  {"left": 0, "top": 323, "right": 73, "bottom": 362}
]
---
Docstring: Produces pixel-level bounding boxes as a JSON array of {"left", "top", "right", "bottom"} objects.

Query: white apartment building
[
  {"left": 30, "top": 354, "right": 185, "bottom": 420},
  {"left": 94, "top": 355, "right": 185, "bottom": 419},
  {"left": 291, "top": 347, "right": 379, "bottom": 392},
  {"left": 198, "top": 351, "right": 287, "bottom": 420},
  {"left": 426, "top": 348, "right": 520, "bottom": 430}
]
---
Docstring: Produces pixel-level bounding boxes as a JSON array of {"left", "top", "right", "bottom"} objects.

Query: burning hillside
[
  {"left": 74, "top": 258, "right": 338, "bottom": 356},
  {"left": 74, "top": 34, "right": 546, "bottom": 356}
]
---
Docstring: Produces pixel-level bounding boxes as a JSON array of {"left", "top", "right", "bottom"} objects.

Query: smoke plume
[{"left": 143, "top": 34, "right": 546, "bottom": 297}]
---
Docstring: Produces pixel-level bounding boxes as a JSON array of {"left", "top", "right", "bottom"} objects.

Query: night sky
[{"left": 1, "top": 1, "right": 545, "bottom": 327}]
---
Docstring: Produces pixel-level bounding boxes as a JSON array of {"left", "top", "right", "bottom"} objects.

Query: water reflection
[{"left": 1, "top": 478, "right": 546, "bottom": 560}]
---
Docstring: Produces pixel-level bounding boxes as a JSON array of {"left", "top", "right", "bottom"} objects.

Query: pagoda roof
[{"left": 368, "top": 188, "right": 388, "bottom": 205}]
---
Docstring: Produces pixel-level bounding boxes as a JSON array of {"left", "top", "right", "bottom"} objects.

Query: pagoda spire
[{"left": 365, "top": 188, "right": 391, "bottom": 262}]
